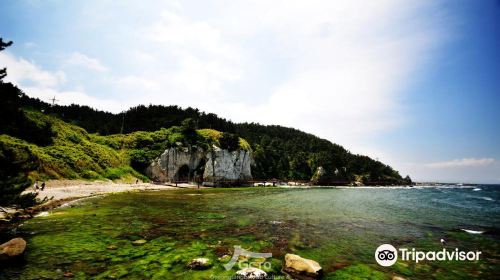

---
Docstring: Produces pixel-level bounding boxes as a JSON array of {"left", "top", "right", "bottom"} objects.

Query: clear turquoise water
[{"left": 1, "top": 186, "right": 499, "bottom": 279}]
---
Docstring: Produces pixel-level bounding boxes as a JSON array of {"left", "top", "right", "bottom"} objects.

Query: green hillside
[
  {"left": 0, "top": 110, "right": 247, "bottom": 183},
  {"left": 21, "top": 97, "right": 409, "bottom": 185}
]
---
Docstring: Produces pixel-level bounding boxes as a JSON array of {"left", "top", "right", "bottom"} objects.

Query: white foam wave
[{"left": 461, "top": 229, "right": 484, "bottom": 234}]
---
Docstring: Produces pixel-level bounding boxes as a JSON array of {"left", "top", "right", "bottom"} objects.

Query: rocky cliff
[{"left": 146, "top": 145, "right": 252, "bottom": 184}]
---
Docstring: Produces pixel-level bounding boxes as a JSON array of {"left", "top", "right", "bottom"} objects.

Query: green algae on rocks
[{"left": 1, "top": 187, "right": 499, "bottom": 279}]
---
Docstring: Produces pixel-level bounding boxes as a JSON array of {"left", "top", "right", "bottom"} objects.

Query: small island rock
[
  {"left": 282, "top": 253, "right": 322, "bottom": 280},
  {"left": 0, "top": 238, "right": 27, "bottom": 261},
  {"left": 236, "top": 267, "right": 267, "bottom": 279}
]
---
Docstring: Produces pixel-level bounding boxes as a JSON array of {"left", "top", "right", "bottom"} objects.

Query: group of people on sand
[{"left": 33, "top": 181, "right": 46, "bottom": 191}]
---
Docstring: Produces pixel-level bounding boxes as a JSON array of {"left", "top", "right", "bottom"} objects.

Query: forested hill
[{"left": 18, "top": 93, "right": 410, "bottom": 185}]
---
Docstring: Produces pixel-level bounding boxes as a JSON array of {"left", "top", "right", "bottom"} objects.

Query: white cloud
[
  {"left": 2, "top": 0, "right": 451, "bottom": 158},
  {"left": 425, "top": 158, "right": 495, "bottom": 168},
  {"left": 22, "top": 86, "right": 125, "bottom": 112},
  {"left": 0, "top": 51, "right": 123, "bottom": 110},
  {"left": 0, "top": 52, "right": 65, "bottom": 88},
  {"left": 144, "top": 10, "right": 244, "bottom": 97},
  {"left": 159, "top": 0, "right": 445, "bottom": 150},
  {"left": 100, "top": 1, "right": 446, "bottom": 150},
  {"left": 64, "top": 52, "right": 108, "bottom": 72}
]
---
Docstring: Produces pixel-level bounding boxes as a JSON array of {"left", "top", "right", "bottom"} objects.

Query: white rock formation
[
  {"left": 203, "top": 146, "right": 252, "bottom": 182},
  {"left": 146, "top": 146, "right": 252, "bottom": 183}
]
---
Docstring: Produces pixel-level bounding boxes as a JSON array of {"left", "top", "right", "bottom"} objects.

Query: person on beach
[
  {"left": 41, "top": 181, "right": 46, "bottom": 191},
  {"left": 34, "top": 181, "right": 39, "bottom": 191}
]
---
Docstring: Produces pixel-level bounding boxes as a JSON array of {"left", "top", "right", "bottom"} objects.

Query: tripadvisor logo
[
  {"left": 375, "top": 244, "right": 398, "bottom": 266},
  {"left": 375, "top": 244, "right": 482, "bottom": 266}
]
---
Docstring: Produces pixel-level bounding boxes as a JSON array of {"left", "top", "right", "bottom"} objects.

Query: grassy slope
[{"left": 0, "top": 111, "right": 249, "bottom": 183}]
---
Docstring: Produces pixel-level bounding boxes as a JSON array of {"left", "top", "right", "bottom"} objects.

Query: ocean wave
[
  {"left": 472, "top": 188, "right": 481, "bottom": 191},
  {"left": 461, "top": 229, "right": 484, "bottom": 234}
]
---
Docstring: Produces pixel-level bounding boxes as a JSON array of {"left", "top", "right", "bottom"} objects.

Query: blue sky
[{"left": 1, "top": 0, "right": 499, "bottom": 183}]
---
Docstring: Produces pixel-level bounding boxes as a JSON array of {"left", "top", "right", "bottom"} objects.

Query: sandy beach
[
  {"left": 1, "top": 180, "right": 205, "bottom": 220},
  {"left": 29, "top": 180, "right": 176, "bottom": 202}
]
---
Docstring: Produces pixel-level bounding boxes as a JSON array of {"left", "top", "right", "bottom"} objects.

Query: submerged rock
[
  {"left": 218, "top": 254, "right": 231, "bottom": 262},
  {"left": 282, "top": 253, "right": 322, "bottom": 280},
  {"left": 132, "top": 239, "right": 147, "bottom": 246},
  {"left": 187, "top": 257, "right": 212, "bottom": 270},
  {"left": 0, "top": 238, "right": 27, "bottom": 261},
  {"left": 235, "top": 267, "right": 267, "bottom": 279}
]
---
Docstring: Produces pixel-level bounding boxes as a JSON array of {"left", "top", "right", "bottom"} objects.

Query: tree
[
  {"left": 219, "top": 132, "right": 240, "bottom": 151},
  {"left": 0, "top": 143, "right": 37, "bottom": 208},
  {"left": 180, "top": 118, "right": 198, "bottom": 145},
  {"left": 0, "top": 38, "right": 13, "bottom": 81},
  {"left": 403, "top": 175, "right": 413, "bottom": 185},
  {"left": 0, "top": 38, "right": 39, "bottom": 208}
]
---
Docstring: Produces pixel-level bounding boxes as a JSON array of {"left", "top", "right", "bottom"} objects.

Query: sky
[{"left": 0, "top": 0, "right": 499, "bottom": 183}]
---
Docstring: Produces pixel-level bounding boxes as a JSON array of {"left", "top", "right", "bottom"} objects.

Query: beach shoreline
[{"left": 0, "top": 180, "right": 206, "bottom": 225}]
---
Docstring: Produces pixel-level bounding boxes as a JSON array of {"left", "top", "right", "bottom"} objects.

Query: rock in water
[
  {"left": 132, "top": 239, "right": 147, "bottom": 246},
  {"left": 0, "top": 238, "right": 27, "bottom": 261},
  {"left": 187, "top": 257, "right": 212, "bottom": 270},
  {"left": 282, "top": 253, "right": 322, "bottom": 280},
  {"left": 236, "top": 267, "right": 267, "bottom": 279}
]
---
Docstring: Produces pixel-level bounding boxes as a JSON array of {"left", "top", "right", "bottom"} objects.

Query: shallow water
[{"left": 1, "top": 186, "right": 499, "bottom": 279}]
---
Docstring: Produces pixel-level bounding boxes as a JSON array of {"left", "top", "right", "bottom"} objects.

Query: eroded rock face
[
  {"left": 147, "top": 146, "right": 252, "bottom": 183},
  {"left": 147, "top": 147, "right": 205, "bottom": 182},
  {"left": 204, "top": 147, "right": 252, "bottom": 182},
  {"left": 282, "top": 253, "right": 322, "bottom": 280},
  {"left": 0, "top": 238, "right": 27, "bottom": 261}
]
